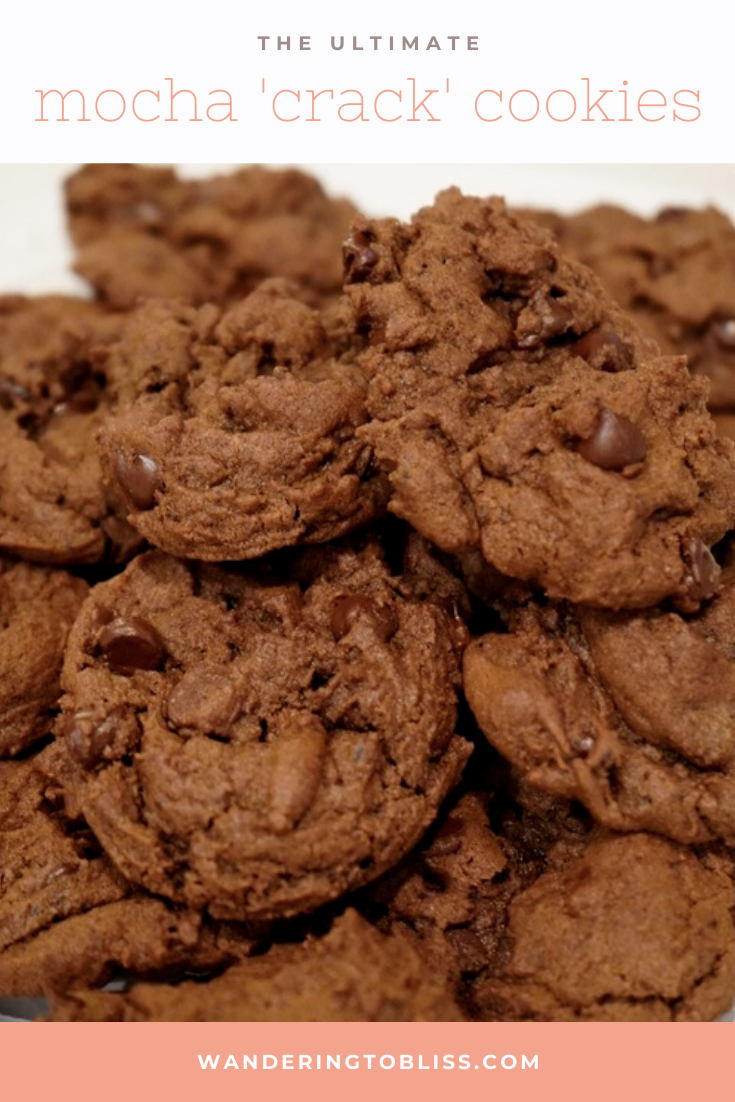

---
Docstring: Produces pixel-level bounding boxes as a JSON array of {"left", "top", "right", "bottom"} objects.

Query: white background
[{"left": 2, "top": 0, "right": 733, "bottom": 162}]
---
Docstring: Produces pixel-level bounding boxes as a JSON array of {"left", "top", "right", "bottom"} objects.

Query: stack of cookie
[
  {"left": 528, "top": 204, "right": 735, "bottom": 440},
  {"left": 2, "top": 166, "right": 735, "bottom": 1023}
]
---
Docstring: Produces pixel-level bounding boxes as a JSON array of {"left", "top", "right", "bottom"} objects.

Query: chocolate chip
[
  {"left": 343, "top": 230, "right": 379, "bottom": 283},
  {"left": 709, "top": 317, "right": 735, "bottom": 353},
  {"left": 90, "top": 605, "right": 115, "bottom": 631},
  {"left": 576, "top": 408, "right": 647, "bottom": 471},
  {"left": 115, "top": 451, "right": 160, "bottom": 511},
  {"left": 516, "top": 295, "right": 572, "bottom": 350},
  {"left": 680, "top": 536, "right": 720, "bottom": 609},
  {"left": 268, "top": 715, "right": 327, "bottom": 835},
  {"left": 0, "top": 377, "right": 31, "bottom": 410},
  {"left": 573, "top": 327, "right": 633, "bottom": 371},
  {"left": 330, "top": 594, "right": 398, "bottom": 642},
  {"left": 97, "top": 615, "right": 165, "bottom": 674},
  {"left": 167, "top": 670, "right": 241, "bottom": 735},
  {"left": 65, "top": 706, "right": 126, "bottom": 767}
]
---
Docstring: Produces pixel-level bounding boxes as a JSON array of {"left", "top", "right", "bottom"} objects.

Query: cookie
[
  {"left": 0, "top": 747, "right": 252, "bottom": 995},
  {"left": 346, "top": 189, "right": 735, "bottom": 610},
  {"left": 65, "top": 164, "right": 357, "bottom": 310},
  {"left": 463, "top": 540, "right": 735, "bottom": 844},
  {"left": 396, "top": 528, "right": 475, "bottom": 651},
  {"left": 473, "top": 831, "right": 735, "bottom": 1022},
  {"left": 364, "top": 791, "right": 511, "bottom": 984},
  {"left": 715, "top": 412, "right": 735, "bottom": 443},
  {"left": 47, "top": 909, "right": 463, "bottom": 1022},
  {"left": 96, "top": 283, "right": 388, "bottom": 561},
  {"left": 0, "top": 294, "right": 138, "bottom": 563},
  {"left": 363, "top": 774, "right": 591, "bottom": 984},
  {"left": 0, "top": 556, "right": 87, "bottom": 757},
  {"left": 534, "top": 205, "right": 735, "bottom": 410},
  {"left": 57, "top": 541, "right": 471, "bottom": 919},
  {"left": 365, "top": 784, "right": 735, "bottom": 1021}
]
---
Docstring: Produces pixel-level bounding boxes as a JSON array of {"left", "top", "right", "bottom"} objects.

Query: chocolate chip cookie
[
  {"left": 96, "top": 282, "right": 388, "bottom": 561},
  {"left": 534, "top": 205, "right": 735, "bottom": 410},
  {"left": 47, "top": 909, "right": 464, "bottom": 1022},
  {"left": 57, "top": 541, "right": 470, "bottom": 919},
  {"left": 0, "top": 294, "right": 138, "bottom": 563},
  {"left": 347, "top": 189, "right": 735, "bottom": 609},
  {"left": 473, "top": 830, "right": 735, "bottom": 1022},
  {"left": 463, "top": 539, "right": 735, "bottom": 844},
  {"left": 65, "top": 164, "right": 357, "bottom": 310},
  {"left": 0, "top": 746, "right": 252, "bottom": 995},
  {"left": 365, "top": 782, "right": 735, "bottom": 1021},
  {"left": 0, "top": 556, "right": 87, "bottom": 757},
  {"left": 364, "top": 790, "right": 511, "bottom": 984}
]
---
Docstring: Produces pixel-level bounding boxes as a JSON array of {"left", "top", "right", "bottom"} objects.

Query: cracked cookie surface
[
  {"left": 57, "top": 541, "right": 470, "bottom": 919},
  {"left": 97, "top": 283, "right": 388, "bottom": 561},
  {"left": 0, "top": 556, "right": 87, "bottom": 757},
  {"left": 0, "top": 294, "right": 139, "bottom": 563},
  {"left": 347, "top": 189, "right": 735, "bottom": 609},
  {"left": 463, "top": 541, "right": 735, "bottom": 844},
  {"left": 0, "top": 747, "right": 250, "bottom": 995},
  {"left": 363, "top": 782, "right": 735, "bottom": 1021},
  {"left": 474, "top": 830, "right": 735, "bottom": 1022},
  {"left": 47, "top": 909, "right": 463, "bottom": 1022},
  {"left": 66, "top": 164, "right": 357, "bottom": 309},
  {"left": 532, "top": 205, "right": 735, "bottom": 411}
]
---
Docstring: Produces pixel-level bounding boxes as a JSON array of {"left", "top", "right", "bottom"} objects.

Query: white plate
[{"left": 0, "top": 163, "right": 733, "bottom": 1023}]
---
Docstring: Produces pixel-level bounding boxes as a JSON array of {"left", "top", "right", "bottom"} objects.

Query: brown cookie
[
  {"left": 47, "top": 909, "right": 463, "bottom": 1022},
  {"left": 362, "top": 776, "right": 591, "bottom": 983},
  {"left": 397, "top": 529, "right": 474, "bottom": 652},
  {"left": 0, "top": 556, "right": 87, "bottom": 757},
  {"left": 474, "top": 831, "right": 735, "bottom": 1022},
  {"left": 65, "top": 164, "right": 357, "bottom": 310},
  {"left": 364, "top": 785, "right": 735, "bottom": 1021},
  {"left": 715, "top": 412, "right": 735, "bottom": 443},
  {"left": 96, "top": 283, "right": 388, "bottom": 561},
  {"left": 463, "top": 541, "right": 735, "bottom": 844},
  {"left": 0, "top": 294, "right": 138, "bottom": 563},
  {"left": 57, "top": 541, "right": 471, "bottom": 920},
  {"left": 534, "top": 205, "right": 735, "bottom": 410},
  {"left": 346, "top": 189, "right": 735, "bottom": 610},
  {"left": 364, "top": 790, "right": 511, "bottom": 984},
  {"left": 0, "top": 746, "right": 252, "bottom": 995}
]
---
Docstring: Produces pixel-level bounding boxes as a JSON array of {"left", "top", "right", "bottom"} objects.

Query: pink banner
[{"left": 2, "top": 1022, "right": 730, "bottom": 1102}]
